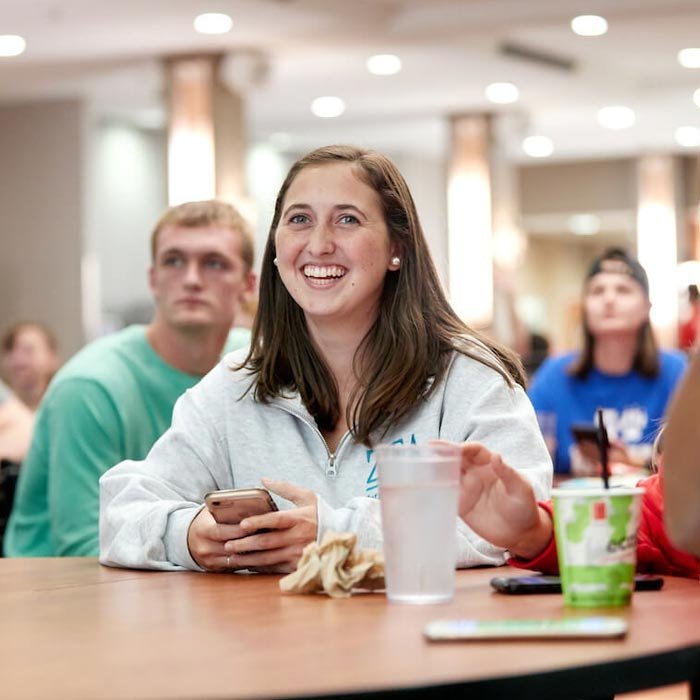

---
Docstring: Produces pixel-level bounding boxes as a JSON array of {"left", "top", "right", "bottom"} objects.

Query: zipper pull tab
[{"left": 326, "top": 452, "right": 337, "bottom": 477}]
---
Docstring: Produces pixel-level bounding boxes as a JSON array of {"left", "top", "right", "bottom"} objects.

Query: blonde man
[{"left": 6, "top": 201, "right": 255, "bottom": 556}]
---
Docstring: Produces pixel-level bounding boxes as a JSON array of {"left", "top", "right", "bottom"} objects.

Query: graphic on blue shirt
[
  {"left": 528, "top": 350, "right": 686, "bottom": 474},
  {"left": 599, "top": 406, "right": 648, "bottom": 443},
  {"left": 365, "top": 433, "right": 417, "bottom": 498}
]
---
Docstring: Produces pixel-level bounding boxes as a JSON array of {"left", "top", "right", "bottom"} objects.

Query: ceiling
[{"left": 3, "top": 0, "right": 700, "bottom": 162}]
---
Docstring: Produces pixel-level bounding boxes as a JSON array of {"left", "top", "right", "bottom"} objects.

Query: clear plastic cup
[{"left": 376, "top": 443, "right": 460, "bottom": 604}]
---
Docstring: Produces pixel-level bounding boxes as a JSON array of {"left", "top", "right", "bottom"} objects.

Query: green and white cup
[{"left": 551, "top": 487, "right": 645, "bottom": 607}]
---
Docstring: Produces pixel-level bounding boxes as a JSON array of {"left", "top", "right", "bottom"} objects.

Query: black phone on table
[{"left": 490, "top": 573, "right": 664, "bottom": 594}]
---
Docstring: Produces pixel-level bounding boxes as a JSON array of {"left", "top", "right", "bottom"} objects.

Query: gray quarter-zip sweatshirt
[{"left": 99, "top": 349, "right": 552, "bottom": 570}]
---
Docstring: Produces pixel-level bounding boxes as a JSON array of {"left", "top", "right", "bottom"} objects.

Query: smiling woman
[
  {"left": 99, "top": 145, "right": 552, "bottom": 575},
  {"left": 273, "top": 161, "right": 398, "bottom": 347}
]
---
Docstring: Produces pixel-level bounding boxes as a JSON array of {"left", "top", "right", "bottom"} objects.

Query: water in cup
[
  {"left": 381, "top": 481, "right": 457, "bottom": 603},
  {"left": 376, "top": 443, "right": 460, "bottom": 604}
]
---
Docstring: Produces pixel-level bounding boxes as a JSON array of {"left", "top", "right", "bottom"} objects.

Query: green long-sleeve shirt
[{"left": 4, "top": 325, "right": 249, "bottom": 556}]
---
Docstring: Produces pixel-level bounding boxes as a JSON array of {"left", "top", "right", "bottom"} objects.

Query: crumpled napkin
[{"left": 279, "top": 531, "right": 385, "bottom": 598}]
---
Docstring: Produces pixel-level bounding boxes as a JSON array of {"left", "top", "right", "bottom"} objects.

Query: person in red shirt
[
  {"left": 678, "top": 284, "right": 700, "bottom": 352},
  {"left": 456, "top": 433, "right": 700, "bottom": 579}
]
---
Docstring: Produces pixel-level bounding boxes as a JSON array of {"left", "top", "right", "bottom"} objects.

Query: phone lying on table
[
  {"left": 490, "top": 573, "right": 664, "bottom": 594},
  {"left": 424, "top": 616, "right": 628, "bottom": 641},
  {"left": 204, "top": 488, "right": 278, "bottom": 525}
]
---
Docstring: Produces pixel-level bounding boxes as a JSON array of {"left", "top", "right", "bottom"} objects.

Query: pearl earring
[
  {"left": 391, "top": 256, "right": 400, "bottom": 267},
  {"left": 273, "top": 257, "right": 278, "bottom": 267}
]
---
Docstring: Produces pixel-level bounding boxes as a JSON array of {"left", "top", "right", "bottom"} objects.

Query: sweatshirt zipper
[
  {"left": 269, "top": 401, "right": 351, "bottom": 477},
  {"left": 325, "top": 432, "right": 352, "bottom": 477},
  {"left": 327, "top": 451, "right": 337, "bottom": 477}
]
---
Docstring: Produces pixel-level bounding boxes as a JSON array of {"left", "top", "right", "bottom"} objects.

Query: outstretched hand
[{"left": 438, "top": 441, "right": 552, "bottom": 560}]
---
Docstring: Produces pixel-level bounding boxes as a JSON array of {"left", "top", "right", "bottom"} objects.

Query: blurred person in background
[
  {"left": 678, "top": 283, "right": 700, "bottom": 353},
  {"left": 0, "top": 379, "right": 33, "bottom": 463},
  {"left": 0, "top": 382, "right": 34, "bottom": 551},
  {"left": 4, "top": 200, "right": 255, "bottom": 557},
  {"left": 483, "top": 265, "right": 547, "bottom": 380},
  {"left": 1, "top": 322, "right": 59, "bottom": 411},
  {"left": 528, "top": 247, "right": 686, "bottom": 476},
  {"left": 0, "top": 379, "right": 34, "bottom": 553},
  {"left": 522, "top": 332, "right": 550, "bottom": 380}
]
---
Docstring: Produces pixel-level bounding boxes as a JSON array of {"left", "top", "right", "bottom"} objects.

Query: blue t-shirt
[{"left": 528, "top": 350, "right": 687, "bottom": 474}]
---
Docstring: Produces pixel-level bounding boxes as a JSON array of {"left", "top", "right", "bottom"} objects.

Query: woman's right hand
[
  {"left": 186, "top": 507, "right": 247, "bottom": 572},
  {"left": 454, "top": 441, "right": 553, "bottom": 560}
]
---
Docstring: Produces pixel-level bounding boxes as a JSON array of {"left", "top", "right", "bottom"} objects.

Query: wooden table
[{"left": 2, "top": 558, "right": 699, "bottom": 700}]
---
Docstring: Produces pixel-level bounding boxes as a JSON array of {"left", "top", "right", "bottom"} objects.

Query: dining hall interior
[
  {"left": 1, "top": 2, "right": 700, "bottom": 699},
  {"left": 2, "top": 0, "right": 699, "bottom": 358}
]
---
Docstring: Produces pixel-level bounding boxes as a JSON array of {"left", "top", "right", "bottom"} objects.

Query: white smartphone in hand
[
  {"left": 424, "top": 616, "right": 628, "bottom": 641},
  {"left": 204, "top": 488, "right": 277, "bottom": 525}
]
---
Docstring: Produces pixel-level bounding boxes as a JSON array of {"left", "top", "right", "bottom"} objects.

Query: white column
[
  {"left": 447, "top": 114, "right": 493, "bottom": 327},
  {"left": 165, "top": 56, "right": 217, "bottom": 205},
  {"left": 636, "top": 155, "right": 680, "bottom": 347}
]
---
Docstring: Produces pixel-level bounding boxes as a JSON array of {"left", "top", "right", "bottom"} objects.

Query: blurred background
[{"left": 1, "top": 0, "right": 699, "bottom": 360}]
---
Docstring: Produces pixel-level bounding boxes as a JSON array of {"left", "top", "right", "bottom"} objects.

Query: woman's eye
[
  {"left": 289, "top": 214, "right": 309, "bottom": 224},
  {"left": 338, "top": 214, "right": 359, "bottom": 225}
]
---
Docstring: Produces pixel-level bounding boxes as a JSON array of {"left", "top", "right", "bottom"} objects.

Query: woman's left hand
[{"left": 222, "top": 478, "right": 318, "bottom": 574}]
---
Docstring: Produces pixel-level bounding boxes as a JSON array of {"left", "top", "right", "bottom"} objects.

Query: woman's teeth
[{"left": 303, "top": 265, "right": 346, "bottom": 279}]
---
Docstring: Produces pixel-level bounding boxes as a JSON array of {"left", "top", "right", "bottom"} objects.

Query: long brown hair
[
  {"left": 568, "top": 324, "right": 659, "bottom": 379},
  {"left": 240, "top": 145, "right": 525, "bottom": 445}
]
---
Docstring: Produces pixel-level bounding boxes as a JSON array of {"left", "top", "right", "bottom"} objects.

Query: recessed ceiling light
[
  {"left": 568, "top": 214, "right": 601, "bottom": 236},
  {"left": 0, "top": 34, "right": 26, "bottom": 57},
  {"left": 366, "top": 54, "right": 402, "bottom": 76},
  {"left": 485, "top": 82, "right": 520, "bottom": 104},
  {"left": 675, "top": 126, "right": 700, "bottom": 148},
  {"left": 597, "top": 105, "right": 636, "bottom": 129},
  {"left": 193, "top": 13, "right": 233, "bottom": 35},
  {"left": 571, "top": 15, "right": 608, "bottom": 37},
  {"left": 311, "top": 96, "right": 345, "bottom": 118},
  {"left": 678, "top": 48, "right": 700, "bottom": 68},
  {"left": 522, "top": 135, "right": 553, "bottom": 158},
  {"left": 693, "top": 88, "right": 700, "bottom": 107}
]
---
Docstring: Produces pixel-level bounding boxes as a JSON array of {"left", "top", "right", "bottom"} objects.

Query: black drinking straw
[{"left": 596, "top": 408, "right": 610, "bottom": 490}]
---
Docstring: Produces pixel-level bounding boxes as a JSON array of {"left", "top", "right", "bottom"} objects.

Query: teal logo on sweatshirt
[{"left": 365, "top": 434, "right": 417, "bottom": 498}]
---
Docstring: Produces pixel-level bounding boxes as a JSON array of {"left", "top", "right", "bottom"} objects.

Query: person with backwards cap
[{"left": 528, "top": 247, "right": 686, "bottom": 476}]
